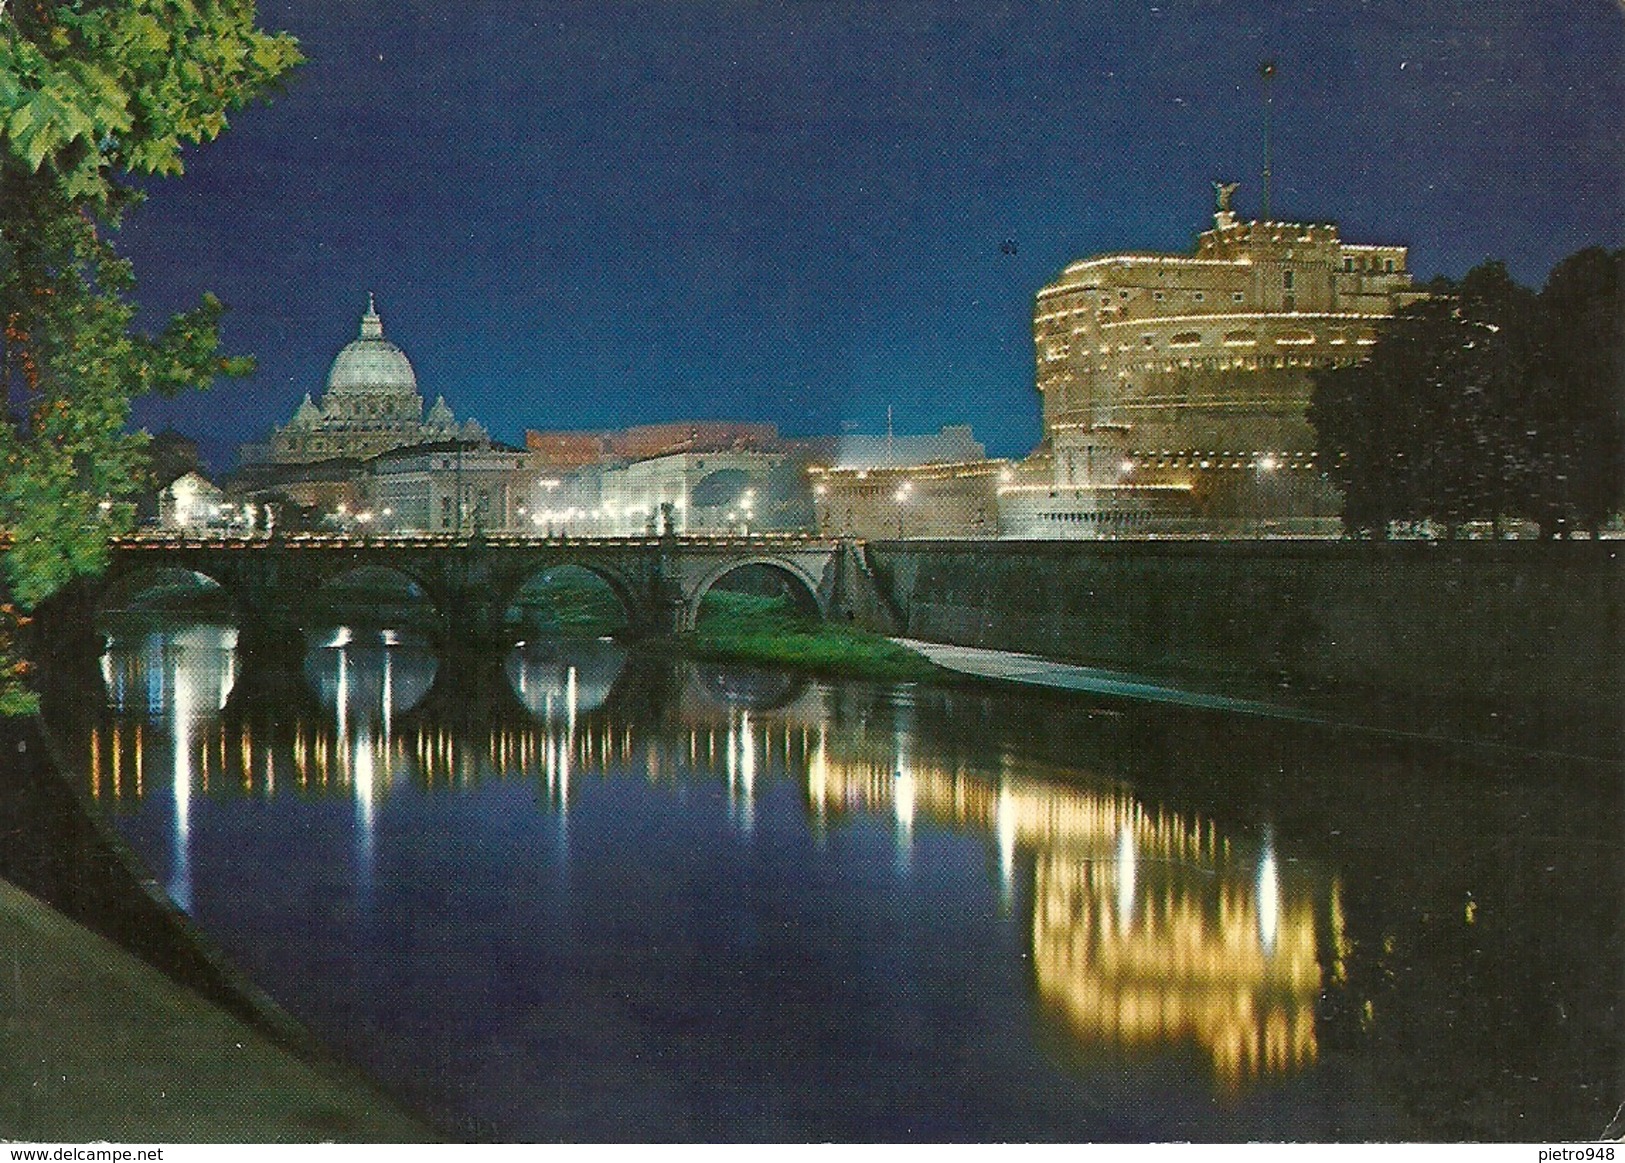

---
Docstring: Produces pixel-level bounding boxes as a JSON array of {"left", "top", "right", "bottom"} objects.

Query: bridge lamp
[
  {"left": 1119, "top": 459, "right": 1136, "bottom": 475},
  {"left": 1258, "top": 455, "right": 1279, "bottom": 472}
]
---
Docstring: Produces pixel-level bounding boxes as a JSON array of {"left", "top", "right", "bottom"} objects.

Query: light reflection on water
[
  {"left": 98, "top": 621, "right": 240, "bottom": 910},
  {"left": 71, "top": 617, "right": 1338, "bottom": 1131}
]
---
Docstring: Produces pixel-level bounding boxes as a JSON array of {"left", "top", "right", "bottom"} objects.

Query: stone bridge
[{"left": 93, "top": 532, "right": 850, "bottom": 651}]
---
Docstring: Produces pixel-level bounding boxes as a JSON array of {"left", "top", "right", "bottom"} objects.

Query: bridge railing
[{"left": 112, "top": 529, "right": 839, "bottom": 550}]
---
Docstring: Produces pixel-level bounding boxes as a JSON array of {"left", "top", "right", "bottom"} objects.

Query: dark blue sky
[{"left": 122, "top": 0, "right": 1624, "bottom": 469}]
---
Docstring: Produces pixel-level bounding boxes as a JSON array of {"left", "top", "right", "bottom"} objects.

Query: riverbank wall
[
  {"left": 0, "top": 712, "right": 332, "bottom": 1056},
  {"left": 858, "top": 539, "right": 1622, "bottom": 756}
]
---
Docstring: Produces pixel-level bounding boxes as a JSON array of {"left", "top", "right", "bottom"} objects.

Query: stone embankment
[
  {"left": 852, "top": 539, "right": 1621, "bottom": 758},
  {"left": 0, "top": 715, "right": 427, "bottom": 1141}
]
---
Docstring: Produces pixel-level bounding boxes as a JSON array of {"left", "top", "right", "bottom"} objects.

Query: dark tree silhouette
[
  {"left": 1526, "top": 247, "right": 1624, "bottom": 536},
  {"left": 1310, "top": 253, "right": 1620, "bottom": 539}
]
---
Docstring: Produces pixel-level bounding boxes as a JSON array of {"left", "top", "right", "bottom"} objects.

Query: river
[{"left": 38, "top": 617, "right": 1622, "bottom": 1141}]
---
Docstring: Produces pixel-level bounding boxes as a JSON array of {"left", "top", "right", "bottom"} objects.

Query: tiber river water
[{"left": 38, "top": 616, "right": 1623, "bottom": 1142}]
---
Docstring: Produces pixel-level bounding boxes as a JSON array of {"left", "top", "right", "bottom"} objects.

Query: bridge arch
[
  {"left": 496, "top": 560, "right": 644, "bottom": 639},
  {"left": 497, "top": 562, "right": 637, "bottom": 636},
  {"left": 95, "top": 565, "right": 235, "bottom": 620},
  {"left": 303, "top": 564, "right": 445, "bottom": 640},
  {"left": 684, "top": 556, "right": 827, "bottom": 632}
]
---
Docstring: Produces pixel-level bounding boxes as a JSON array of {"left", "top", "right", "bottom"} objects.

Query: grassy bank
[{"left": 681, "top": 591, "right": 943, "bottom": 683}]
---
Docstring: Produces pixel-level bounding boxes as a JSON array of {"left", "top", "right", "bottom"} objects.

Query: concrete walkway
[
  {"left": 897, "top": 637, "right": 1318, "bottom": 722},
  {"left": 0, "top": 877, "right": 426, "bottom": 1143}
]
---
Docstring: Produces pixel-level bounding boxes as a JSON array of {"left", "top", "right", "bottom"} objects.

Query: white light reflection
[
  {"left": 381, "top": 638, "right": 394, "bottom": 747},
  {"left": 335, "top": 635, "right": 349, "bottom": 752},
  {"left": 892, "top": 704, "right": 916, "bottom": 868},
  {"left": 893, "top": 764, "right": 915, "bottom": 868},
  {"left": 353, "top": 718, "right": 375, "bottom": 891},
  {"left": 115, "top": 622, "right": 240, "bottom": 915},
  {"left": 740, "top": 711, "right": 755, "bottom": 798},
  {"left": 1258, "top": 825, "right": 1280, "bottom": 954},
  {"left": 721, "top": 709, "right": 757, "bottom": 835},
  {"left": 996, "top": 780, "right": 1016, "bottom": 905},
  {"left": 169, "top": 649, "right": 194, "bottom": 913},
  {"left": 1116, "top": 823, "right": 1136, "bottom": 934},
  {"left": 328, "top": 635, "right": 374, "bottom": 894},
  {"left": 806, "top": 723, "right": 829, "bottom": 839},
  {"left": 561, "top": 664, "right": 576, "bottom": 813}
]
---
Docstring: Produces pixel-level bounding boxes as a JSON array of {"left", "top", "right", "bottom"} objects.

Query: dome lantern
[{"left": 359, "top": 291, "right": 384, "bottom": 340}]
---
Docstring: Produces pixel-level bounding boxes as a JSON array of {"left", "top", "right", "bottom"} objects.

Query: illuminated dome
[{"left": 325, "top": 294, "right": 418, "bottom": 396}]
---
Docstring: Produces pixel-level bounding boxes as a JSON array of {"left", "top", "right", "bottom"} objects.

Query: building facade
[
  {"left": 365, "top": 440, "right": 528, "bottom": 534},
  {"left": 528, "top": 450, "right": 801, "bottom": 537},
  {"left": 1003, "top": 187, "right": 1422, "bottom": 537},
  {"left": 809, "top": 426, "right": 1002, "bottom": 539},
  {"left": 811, "top": 459, "right": 1004, "bottom": 539},
  {"left": 518, "top": 421, "right": 827, "bottom": 537},
  {"left": 157, "top": 471, "right": 227, "bottom": 531}
]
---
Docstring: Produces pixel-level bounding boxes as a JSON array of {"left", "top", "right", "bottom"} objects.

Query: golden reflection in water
[
  {"left": 82, "top": 646, "right": 1332, "bottom": 1093},
  {"left": 1032, "top": 851, "right": 1318, "bottom": 1091},
  {"left": 804, "top": 755, "right": 1323, "bottom": 1092}
]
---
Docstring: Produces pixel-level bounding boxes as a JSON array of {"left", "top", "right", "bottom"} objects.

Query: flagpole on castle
[{"left": 1259, "top": 60, "right": 1277, "bottom": 220}]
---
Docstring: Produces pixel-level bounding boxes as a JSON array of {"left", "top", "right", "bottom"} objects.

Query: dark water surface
[{"left": 40, "top": 619, "right": 1623, "bottom": 1141}]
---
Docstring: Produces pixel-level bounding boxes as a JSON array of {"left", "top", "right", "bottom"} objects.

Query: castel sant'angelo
[{"left": 1001, "top": 183, "right": 1425, "bottom": 537}]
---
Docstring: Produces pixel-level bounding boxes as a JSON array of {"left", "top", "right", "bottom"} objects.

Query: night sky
[{"left": 120, "top": 1, "right": 1624, "bottom": 470}]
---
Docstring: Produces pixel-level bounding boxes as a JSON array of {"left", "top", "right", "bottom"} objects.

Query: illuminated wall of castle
[{"left": 1006, "top": 193, "right": 1423, "bottom": 536}]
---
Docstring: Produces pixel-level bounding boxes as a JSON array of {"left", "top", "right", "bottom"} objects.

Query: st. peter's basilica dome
[{"left": 325, "top": 293, "right": 418, "bottom": 397}]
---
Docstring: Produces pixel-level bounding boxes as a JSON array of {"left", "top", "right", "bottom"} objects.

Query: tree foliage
[
  {"left": 1526, "top": 247, "right": 1625, "bottom": 535},
  {"left": 0, "top": 1, "right": 300, "bottom": 711},
  {"left": 1310, "top": 251, "right": 1624, "bottom": 538}
]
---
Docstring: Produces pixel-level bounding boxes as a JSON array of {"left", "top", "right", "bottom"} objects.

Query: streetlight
[{"left": 894, "top": 480, "right": 913, "bottom": 537}]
